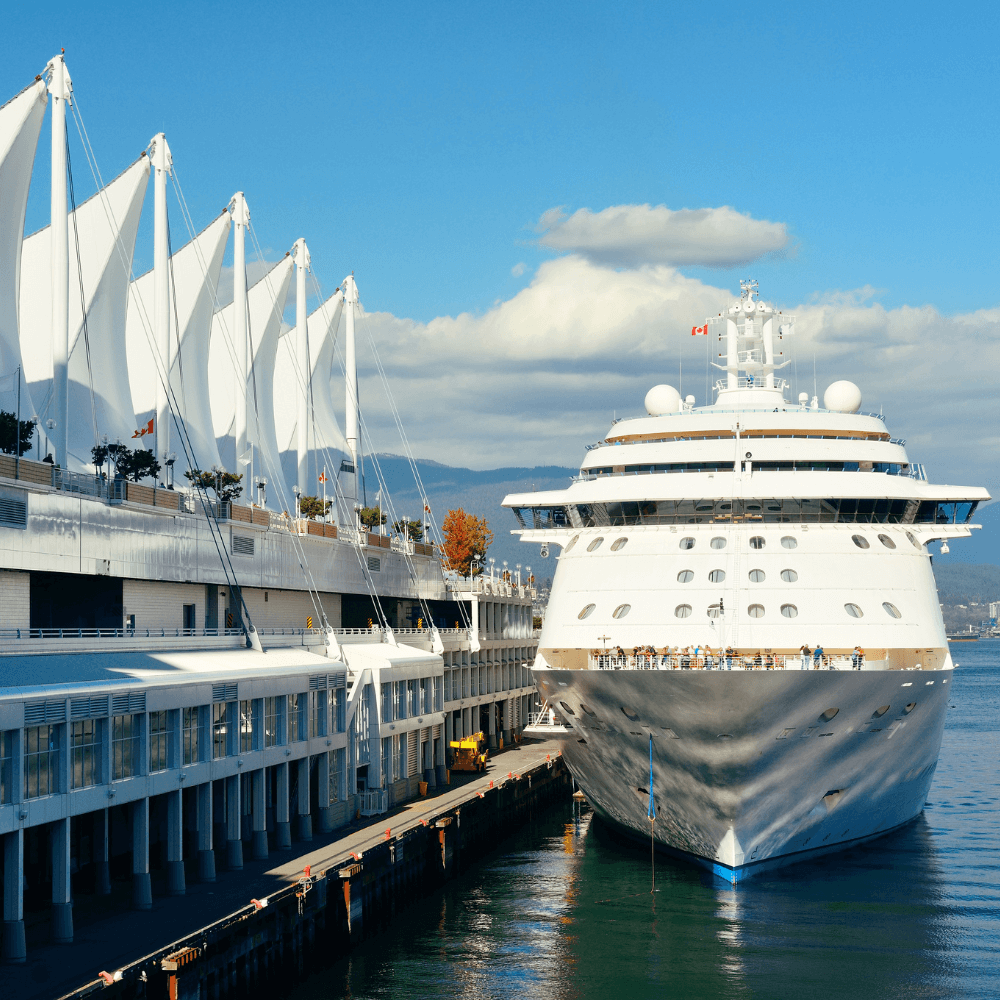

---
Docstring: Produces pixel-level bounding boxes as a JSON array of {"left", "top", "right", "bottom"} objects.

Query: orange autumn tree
[{"left": 441, "top": 508, "right": 494, "bottom": 577}]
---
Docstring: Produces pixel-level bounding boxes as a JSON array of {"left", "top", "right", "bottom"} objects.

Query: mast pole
[
  {"left": 230, "top": 192, "right": 250, "bottom": 496},
  {"left": 293, "top": 238, "right": 310, "bottom": 495},
  {"left": 151, "top": 134, "right": 173, "bottom": 476},
  {"left": 343, "top": 274, "right": 359, "bottom": 515},
  {"left": 46, "top": 52, "right": 71, "bottom": 469}
]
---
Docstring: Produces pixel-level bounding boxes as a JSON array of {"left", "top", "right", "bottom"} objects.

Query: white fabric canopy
[
  {"left": 0, "top": 80, "right": 47, "bottom": 417},
  {"left": 126, "top": 210, "right": 231, "bottom": 473},
  {"left": 19, "top": 155, "right": 149, "bottom": 470},
  {"left": 209, "top": 256, "right": 293, "bottom": 507}
]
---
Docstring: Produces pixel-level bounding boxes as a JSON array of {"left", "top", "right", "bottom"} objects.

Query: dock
[{"left": 6, "top": 739, "right": 567, "bottom": 1000}]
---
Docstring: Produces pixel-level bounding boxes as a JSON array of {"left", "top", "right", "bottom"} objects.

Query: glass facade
[
  {"left": 25, "top": 725, "right": 59, "bottom": 798},
  {"left": 183, "top": 707, "right": 200, "bottom": 765},
  {"left": 149, "top": 710, "right": 169, "bottom": 772},
  {"left": 112, "top": 715, "right": 140, "bottom": 780},
  {"left": 71, "top": 719, "right": 101, "bottom": 788}
]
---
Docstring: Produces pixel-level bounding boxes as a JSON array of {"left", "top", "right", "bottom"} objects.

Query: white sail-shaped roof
[
  {"left": 274, "top": 290, "right": 347, "bottom": 493},
  {"left": 126, "top": 210, "right": 231, "bottom": 473},
  {"left": 209, "top": 256, "right": 294, "bottom": 508},
  {"left": 19, "top": 155, "right": 150, "bottom": 469},
  {"left": 0, "top": 79, "right": 47, "bottom": 416}
]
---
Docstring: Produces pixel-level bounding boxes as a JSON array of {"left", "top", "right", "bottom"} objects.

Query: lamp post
[
  {"left": 165, "top": 453, "right": 176, "bottom": 489},
  {"left": 516, "top": 563, "right": 522, "bottom": 587},
  {"left": 293, "top": 484, "right": 300, "bottom": 519},
  {"left": 489, "top": 557, "right": 495, "bottom": 583},
  {"left": 258, "top": 477, "right": 267, "bottom": 508}
]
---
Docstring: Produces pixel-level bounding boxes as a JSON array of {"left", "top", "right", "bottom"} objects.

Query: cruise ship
[{"left": 506, "top": 280, "right": 989, "bottom": 883}]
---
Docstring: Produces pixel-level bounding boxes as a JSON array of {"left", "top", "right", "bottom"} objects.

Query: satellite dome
[
  {"left": 823, "top": 380, "right": 862, "bottom": 413},
  {"left": 645, "top": 384, "right": 681, "bottom": 416}
]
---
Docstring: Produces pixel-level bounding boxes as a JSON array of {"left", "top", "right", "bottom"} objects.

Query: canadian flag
[
  {"left": 691, "top": 324, "right": 708, "bottom": 336},
  {"left": 132, "top": 417, "right": 154, "bottom": 439}
]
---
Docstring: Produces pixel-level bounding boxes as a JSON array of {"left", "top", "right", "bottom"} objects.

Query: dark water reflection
[{"left": 287, "top": 646, "right": 1000, "bottom": 999}]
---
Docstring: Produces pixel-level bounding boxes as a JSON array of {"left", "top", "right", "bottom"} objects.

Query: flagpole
[{"left": 15, "top": 365, "right": 21, "bottom": 481}]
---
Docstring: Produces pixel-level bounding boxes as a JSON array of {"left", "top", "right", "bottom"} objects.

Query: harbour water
[{"left": 285, "top": 644, "right": 999, "bottom": 1000}]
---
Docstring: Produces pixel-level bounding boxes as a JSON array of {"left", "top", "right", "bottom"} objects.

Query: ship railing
[
  {"left": 0, "top": 626, "right": 332, "bottom": 640},
  {"left": 589, "top": 653, "right": 864, "bottom": 671}
]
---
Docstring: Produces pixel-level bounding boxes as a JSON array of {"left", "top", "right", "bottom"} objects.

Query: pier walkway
[{"left": 4, "top": 739, "right": 562, "bottom": 1000}]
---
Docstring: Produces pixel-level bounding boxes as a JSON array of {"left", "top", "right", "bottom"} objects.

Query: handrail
[{"left": 588, "top": 652, "right": 869, "bottom": 671}]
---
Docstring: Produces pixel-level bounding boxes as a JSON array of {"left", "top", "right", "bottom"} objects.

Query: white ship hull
[{"left": 536, "top": 666, "right": 950, "bottom": 883}]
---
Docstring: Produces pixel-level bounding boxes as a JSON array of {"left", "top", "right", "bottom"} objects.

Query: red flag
[
  {"left": 318, "top": 472, "right": 328, "bottom": 483},
  {"left": 691, "top": 324, "right": 708, "bottom": 336},
  {"left": 132, "top": 416, "right": 154, "bottom": 438}
]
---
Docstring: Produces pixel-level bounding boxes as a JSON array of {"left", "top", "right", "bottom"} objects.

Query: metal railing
[
  {"left": 0, "top": 626, "right": 326, "bottom": 641},
  {"left": 359, "top": 788, "right": 389, "bottom": 816},
  {"left": 589, "top": 653, "right": 867, "bottom": 671}
]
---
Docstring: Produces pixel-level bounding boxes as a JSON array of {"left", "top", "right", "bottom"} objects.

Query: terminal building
[{"left": 0, "top": 57, "right": 540, "bottom": 964}]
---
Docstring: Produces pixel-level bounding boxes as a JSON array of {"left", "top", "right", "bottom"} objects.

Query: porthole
[
  {"left": 674, "top": 604, "right": 692, "bottom": 619},
  {"left": 749, "top": 536, "right": 765, "bottom": 549},
  {"left": 780, "top": 569, "right": 798, "bottom": 582},
  {"left": 707, "top": 606, "right": 721, "bottom": 618},
  {"left": 620, "top": 706, "right": 639, "bottom": 721},
  {"left": 578, "top": 604, "right": 596, "bottom": 620},
  {"left": 679, "top": 537, "right": 695, "bottom": 550},
  {"left": 844, "top": 603, "right": 864, "bottom": 618},
  {"left": 710, "top": 536, "right": 727, "bottom": 549},
  {"left": 780, "top": 536, "right": 798, "bottom": 549},
  {"left": 903, "top": 702, "right": 916, "bottom": 714},
  {"left": 559, "top": 701, "right": 576, "bottom": 716},
  {"left": 587, "top": 536, "right": 605, "bottom": 552},
  {"left": 882, "top": 602, "right": 902, "bottom": 619},
  {"left": 878, "top": 533, "right": 896, "bottom": 549},
  {"left": 747, "top": 604, "right": 765, "bottom": 618},
  {"left": 708, "top": 569, "right": 726, "bottom": 583},
  {"left": 677, "top": 570, "right": 694, "bottom": 583},
  {"left": 852, "top": 534, "right": 870, "bottom": 549},
  {"left": 612, "top": 604, "right": 631, "bottom": 619},
  {"left": 564, "top": 535, "right": 580, "bottom": 554},
  {"left": 780, "top": 604, "right": 798, "bottom": 618},
  {"left": 872, "top": 705, "right": 890, "bottom": 719},
  {"left": 610, "top": 537, "right": 628, "bottom": 551},
  {"left": 906, "top": 531, "right": 922, "bottom": 550},
  {"left": 748, "top": 569, "right": 766, "bottom": 583},
  {"left": 820, "top": 707, "right": 840, "bottom": 722}
]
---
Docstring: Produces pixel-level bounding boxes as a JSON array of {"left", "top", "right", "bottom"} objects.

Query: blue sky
[
  {"left": 4, "top": 2, "right": 999, "bottom": 514},
  {"left": 8, "top": 2, "right": 1000, "bottom": 318}
]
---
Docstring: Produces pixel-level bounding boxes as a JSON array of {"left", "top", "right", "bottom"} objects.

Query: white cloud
[
  {"left": 350, "top": 256, "right": 998, "bottom": 500},
  {"left": 510, "top": 262, "right": 527, "bottom": 277},
  {"left": 536, "top": 204, "right": 790, "bottom": 268}
]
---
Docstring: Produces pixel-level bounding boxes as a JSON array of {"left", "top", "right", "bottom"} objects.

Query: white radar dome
[
  {"left": 645, "top": 384, "right": 681, "bottom": 416},
  {"left": 823, "top": 380, "right": 862, "bottom": 413}
]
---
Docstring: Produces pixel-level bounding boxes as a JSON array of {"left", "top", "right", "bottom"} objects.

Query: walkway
[{"left": 4, "top": 739, "right": 562, "bottom": 1000}]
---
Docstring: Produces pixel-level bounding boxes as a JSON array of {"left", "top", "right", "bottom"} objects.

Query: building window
[
  {"left": 0, "top": 731, "right": 13, "bottom": 804},
  {"left": 679, "top": 537, "right": 695, "bottom": 550},
  {"left": 710, "top": 536, "right": 727, "bottom": 549},
  {"left": 749, "top": 536, "right": 765, "bottom": 549},
  {"left": 334, "top": 689, "right": 346, "bottom": 733},
  {"left": 330, "top": 747, "right": 345, "bottom": 803},
  {"left": 112, "top": 715, "right": 141, "bottom": 780},
  {"left": 409, "top": 680, "right": 419, "bottom": 717},
  {"left": 288, "top": 694, "right": 304, "bottom": 743},
  {"left": 434, "top": 676, "right": 443, "bottom": 712},
  {"left": 780, "top": 536, "right": 798, "bottom": 549},
  {"left": 396, "top": 733, "right": 406, "bottom": 780},
  {"left": 212, "top": 703, "right": 229, "bottom": 759},
  {"left": 25, "top": 725, "right": 59, "bottom": 798},
  {"left": 239, "top": 700, "right": 254, "bottom": 754},
  {"left": 381, "top": 684, "right": 393, "bottom": 724},
  {"left": 71, "top": 719, "right": 102, "bottom": 789},
  {"left": 183, "top": 707, "right": 201, "bottom": 765},
  {"left": 310, "top": 690, "right": 327, "bottom": 738},
  {"left": 264, "top": 697, "right": 282, "bottom": 747},
  {"left": 395, "top": 682, "right": 406, "bottom": 720},
  {"left": 381, "top": 736, "right": 391, "bottom": 787},
  {"left": 149, "top": 711, "right": 169, "bottom": 773},
  {"left": 182, "top": 604, "right": 196, "bottom": 632}
]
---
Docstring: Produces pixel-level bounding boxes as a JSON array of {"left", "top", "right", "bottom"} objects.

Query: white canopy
[
  {"left": 126, "top": 209, "right": 231, "bottom": 473},
  {"left": 19, "top": 155, "right": 149, "bottom": 469},
  {"left": 0, "top": 80, "right": 48, "bottom": 417}
]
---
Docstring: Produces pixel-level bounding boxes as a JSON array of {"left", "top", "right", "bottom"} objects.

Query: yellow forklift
[{"left": 448, "top": 731, "right": 489, "bottom": 772}]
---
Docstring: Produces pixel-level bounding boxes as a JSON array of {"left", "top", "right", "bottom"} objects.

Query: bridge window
[
  {"left": 610, "top": 537, "right": 628, "bottom": 551},
  {"left": 587, "top": 537, "right": 605, "bottom": 552},
  {"left": 710, "top": 536, "right": 727, "bottom": 549},
  {"left": 749, "top": 536, "right": 765, "bottom": 549},
  {"left": 679, "top": 537, "right": 695, "bottom": 550},
  {"left": 578, "top": 604, "right": 595, "bottom": 620},
  {"left": 780, "top": 569, "right": 798, "bottom": 582},
  {"left": 883, "top": 602, "right": 902, "bottom": 619},
  {"left": 708, "top": 569, "right": 726, "bottom": 583},
  {"left": 781, "top": 604, "right": 798, "bottom": 618},
  {"left": 781, "top": 536, "right": 798, "bottom": 549},
  {"left": 677, "top": 570, "right": 694, "bottom": 583},
  {"left": 852, "top": 534, "right": 870, "bottom": 549},
  {"left": 878, "top": 533, "right": 896, "bottom": 549},
  {"left": 747, "top": 604, "right": 765, "bottom": 618},
  {"left": 845, "top": 603, "right": 864, "bottom": 618},
  {"left": 748, "top": 569, "right": 766, "bottom": 583},
  {"left": 612, "top": 604, "right": 631, "bottom": 619},
  {"left": 674, "top": 604, "right": 692, "bottom": 619}
]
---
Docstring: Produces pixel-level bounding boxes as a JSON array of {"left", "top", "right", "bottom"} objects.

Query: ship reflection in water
[{"left": 284, "top": 646, "right": 999, "bottom": 1000}]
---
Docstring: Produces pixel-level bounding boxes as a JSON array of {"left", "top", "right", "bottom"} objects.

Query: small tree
[
  {"left": 358, "top": 505, "right": 387, "bottom": 530},
  {"left": 117, "top": 448, "right": 161, "bottom": 483},
  {"left": 185, "top": 466, "right": 244, "bottom": 502},
  {"left": 0, "top": 411, "right": 36, "bottom": 457},
  {"left": 441, "top": 508, "right": 493, "bottom": 577},
  {"left": 299, "top": 495, "right": 332, "bottom": 520},
  {"left": 392, "top": 518, "right": 424, "bottom": 541},
  {"left": 92, "top": 442, "right": 132, "bottom": 479}
]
